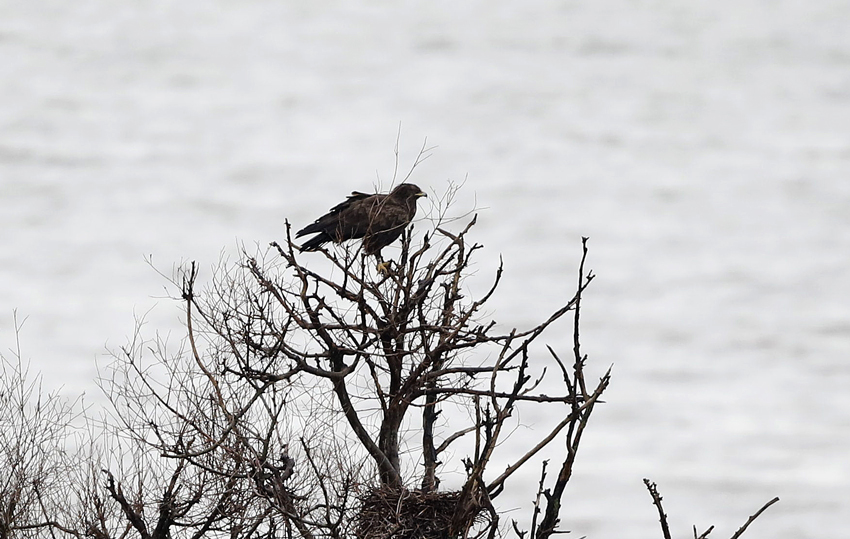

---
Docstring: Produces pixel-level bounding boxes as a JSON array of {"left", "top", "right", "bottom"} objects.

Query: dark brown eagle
[{"left": 296, "top": 183, "right": 427, "bottom": 258}]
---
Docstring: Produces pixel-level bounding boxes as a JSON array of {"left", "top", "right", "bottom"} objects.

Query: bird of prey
[{"left": 296, "top": 183, "right": 427, "bottom": 265}]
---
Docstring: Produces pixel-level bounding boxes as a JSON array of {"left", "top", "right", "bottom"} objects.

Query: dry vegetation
[{"left": 0, "top": 178, "right": 777, "bottom": 539}]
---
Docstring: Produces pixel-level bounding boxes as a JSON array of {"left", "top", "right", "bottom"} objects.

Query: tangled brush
[{"left": 355, "top": 487, "right": 483, "bottom": 539}]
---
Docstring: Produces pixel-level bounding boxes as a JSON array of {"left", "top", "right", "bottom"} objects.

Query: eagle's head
[{"left": 392, "top": 183, "right": 428, "bottom": 201}]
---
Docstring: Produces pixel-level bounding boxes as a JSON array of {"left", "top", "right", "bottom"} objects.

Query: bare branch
[
  {"left": 643, "top": 479, "right": 672, "bottom": 539},
  {"left": 729, "top": 497, "right": 780, "bottom": 539}
]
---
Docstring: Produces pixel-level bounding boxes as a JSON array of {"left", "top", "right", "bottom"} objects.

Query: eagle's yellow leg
[{"left": 376, "top": 260, "right": 391, "bottom": 275}]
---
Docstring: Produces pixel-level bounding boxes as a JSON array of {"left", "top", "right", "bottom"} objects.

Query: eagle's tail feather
[{"left": 298, "top": 233, "right": 332, "bottom": 252}]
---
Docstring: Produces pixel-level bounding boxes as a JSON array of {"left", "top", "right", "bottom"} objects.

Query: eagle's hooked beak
[{"left": 416, "top": 191, "right": 427, "bottom": 198}]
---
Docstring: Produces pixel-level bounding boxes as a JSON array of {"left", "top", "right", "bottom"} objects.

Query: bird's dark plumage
[{"left": 296, "top": 183, "right": 427, "bottom": 256}]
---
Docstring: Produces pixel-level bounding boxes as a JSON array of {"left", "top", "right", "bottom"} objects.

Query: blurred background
[{"left": 1, "top": 1, "right": 848, "bottom": 537}]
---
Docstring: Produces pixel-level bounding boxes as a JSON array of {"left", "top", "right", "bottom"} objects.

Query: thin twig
[{"left": 729, "top": 497, "right": 780, "bottom": 539}]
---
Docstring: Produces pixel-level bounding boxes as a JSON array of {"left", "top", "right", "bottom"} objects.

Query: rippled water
[{"left": 2, "top": 1, "right": 849, "bottom": 537}]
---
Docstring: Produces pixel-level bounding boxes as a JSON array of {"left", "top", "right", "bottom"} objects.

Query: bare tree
[
  {"left": 90, "top": 176, "right": 610, "bottom": 539},
  {"left": 0, "top": 315, "right": 82, "bottom": 539}
]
